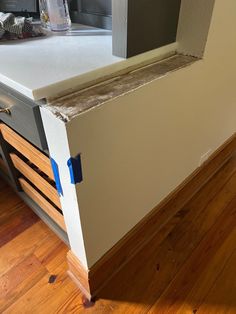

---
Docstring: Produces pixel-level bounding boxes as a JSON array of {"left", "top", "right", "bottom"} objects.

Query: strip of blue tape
[
  {"left": 67, "top": 154, "right": 83, "bottom": 185},
  {"left": 50, "top": 158, "right": 63, "bottom": 196}
]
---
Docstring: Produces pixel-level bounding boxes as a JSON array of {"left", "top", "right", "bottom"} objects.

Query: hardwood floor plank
[
  {"left": 147, "top": 197, "right": 236, "bottom": 314},
  {"left": 0, "top": 221, "right": 50, "bottom": 277},
  {"left": 0, "top": 204, "right": 39, "bottom": 248},
  {"left": 3, "top": 260, "right": 80, "bottom": 314},
  {"left": 196, "top": 250, "right": 236, "bottom": 314},
  {"left": 0, "top": 187, "right": 23, "bottom": 218},
  {"left": 2, "top": 232, "right": 79, "bottom": 313},
  {"left": 55, "top": 289, "right": 87, "bottom": 313},
  {"left": 0, "top": 259, "right": 47, "bottom": 312},
  {"left": 175, "top": 227, "right": 236, "bottom": 314},
  {"left": 0, "top": 254, "right": 42, "bottom": 299},
  {"left": 35, "top": 237, "right": 68, "bottom": 273}
]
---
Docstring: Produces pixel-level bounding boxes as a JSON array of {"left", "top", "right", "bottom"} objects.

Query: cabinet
[
  {"left": 0, "top": 82, "right": 67, "bottom": 243},
  {"left": 0, "top": 123, "right": 67, "bottom": 237},
  {"left": 0, "top": 83, "right": 47, "bottom": 151}
]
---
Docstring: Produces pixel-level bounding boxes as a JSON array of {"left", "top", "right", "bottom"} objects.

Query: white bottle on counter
[{"left": 46, "top": 0, "right": 71, "bottom": 31}]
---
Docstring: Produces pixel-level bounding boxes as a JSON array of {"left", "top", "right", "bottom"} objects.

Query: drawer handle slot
[{"left": 0, "top": 107, "right": 11, "bottom": 115}]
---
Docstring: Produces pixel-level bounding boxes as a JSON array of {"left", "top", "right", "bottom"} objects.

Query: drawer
[
  {"left": 0, "top": 122, "right": 65, "bottom": 233},
  {"left": 0, "top": 123, "right": 54, "bottom": 180},
  {"left": 19, "top": 178, "right": 66, "bottom": 232},
  {"left": 10, "top": 153, "right": 61, "bottom": 209},
  {"left": 0, "top": 83, "right": 47, "bottom": 150}
]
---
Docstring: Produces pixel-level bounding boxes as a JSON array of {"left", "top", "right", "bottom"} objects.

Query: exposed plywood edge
[{"left": 67, "top": 133, "right": 236, "bottom": 298}]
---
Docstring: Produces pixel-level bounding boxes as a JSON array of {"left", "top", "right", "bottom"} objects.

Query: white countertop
[{"left": 0, "top": 24, "right": 177, "bottom": 100}]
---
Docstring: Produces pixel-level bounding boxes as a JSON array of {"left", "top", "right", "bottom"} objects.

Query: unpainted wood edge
[
  {"left": 67, "top": 271, "right": 92, "bottom": 301},
  {"left": 68, "top": 133, "right": 236, "bottom": 298},
  {"left": 67, "top": 251, "right": 92, "bottom": 300}
]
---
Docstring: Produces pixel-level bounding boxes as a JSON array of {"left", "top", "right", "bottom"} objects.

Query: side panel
[{"left": 40, "top": 108, "right": 88, "bottom": 269}]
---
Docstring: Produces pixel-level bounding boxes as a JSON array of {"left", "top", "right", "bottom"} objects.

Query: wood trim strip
[
  {"left": 10, "top": 153, "right": 61, "bottom": 209},
  {"left": 0, "top": 123, "right": 54, "bottom": 180},
  {"left": 67, "top": 133, "right": 236, "bottom": 299},
  {"left": 67, "top": 251, "right": 91, "bottom": 300},
  {"left": 19, "top": 178, "right": 66, "bottom": 232}
]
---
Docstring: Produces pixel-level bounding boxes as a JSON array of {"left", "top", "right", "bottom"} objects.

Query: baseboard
[
  {"left": 67, "top": 133, "right": 236, "bottom": 300},
  {"left": 67, "top": 251, "right": 91, "bottom": 300}
]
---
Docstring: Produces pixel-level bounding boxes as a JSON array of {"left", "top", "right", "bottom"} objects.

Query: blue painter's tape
[
  {"left": 50, "top": 158, "right": 63, "bottom": 196},
  {"left": 67, "top": 154, "right": 83, "bottom": 185}
]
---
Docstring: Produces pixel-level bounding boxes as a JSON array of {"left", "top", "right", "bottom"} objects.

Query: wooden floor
[{"left": 1, "top": 155, "right": 236, "bottom": 313}]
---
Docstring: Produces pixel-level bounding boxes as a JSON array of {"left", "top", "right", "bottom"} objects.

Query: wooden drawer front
[
  {"left": 0, "top": 83, "right": 47, "bottom": 150},
  {"left": 0, "top": 123, "right": 54, "bottom": 180},
  {"left": 19, "top": 178, "right": 66, "bottom": 232},
  {"left": 10, "top": 153, "right": 61, "bottom": 209}
]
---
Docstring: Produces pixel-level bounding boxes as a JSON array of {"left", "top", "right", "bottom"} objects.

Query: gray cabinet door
[
  {"left": 0, "top": 83, "right": 47, "bottom": 151},
  {"left": 70, "top": 0, "right": 112, "bottom": 30}
]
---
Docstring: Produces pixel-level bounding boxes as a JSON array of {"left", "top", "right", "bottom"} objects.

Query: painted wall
[{"left": 64, "top": 0, "right": 236, "bottom": 268}]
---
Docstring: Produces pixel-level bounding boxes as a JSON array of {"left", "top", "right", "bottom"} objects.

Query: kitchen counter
[{"left": 0, "top": 24, "right": 177, "bottom": 101}]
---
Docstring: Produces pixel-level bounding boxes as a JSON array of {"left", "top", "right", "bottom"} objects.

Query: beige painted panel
[
  {"left": 177, "top": 0, "right": 216, "bottom": 57},
  {"left": 66, "top": 0, "right": 236, "bottom": 267}
]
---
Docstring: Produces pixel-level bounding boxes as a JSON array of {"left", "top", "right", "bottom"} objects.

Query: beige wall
[{"left": 67, "top": 0, "right": 236, "bottom": 268}]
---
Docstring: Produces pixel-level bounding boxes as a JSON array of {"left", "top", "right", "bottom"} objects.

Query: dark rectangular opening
[
  {"left": 70, "top": 0, "right": 112, "bottom": 30},
  {"left": 126, "top": 0, "right": 181, "bottom": 57}
]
